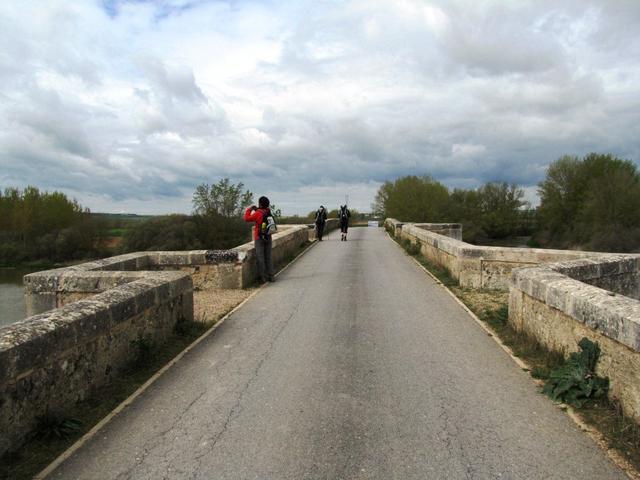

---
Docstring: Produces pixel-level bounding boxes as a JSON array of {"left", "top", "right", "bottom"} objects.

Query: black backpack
[{"left": 259, "top": 208, "right": 277, "bottom": 240}]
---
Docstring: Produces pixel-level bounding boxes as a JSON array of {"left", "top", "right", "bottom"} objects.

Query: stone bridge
[{"left": 1, "top": 220, "right": 639, "bottom": 479}]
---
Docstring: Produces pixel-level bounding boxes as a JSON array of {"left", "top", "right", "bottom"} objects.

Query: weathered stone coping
[
  {"left": 397, "top": 221, "right": 617, "bottom": 290},
  {"left": 403, "top": 223, "right": 603, "bottom": 261},
  {"left": 24, "top": 249, "right": 240, "bottom": 278},
  {"left": 306, "top": 218, "right": 339, "bottom": 240},
  {"left": 511, "top": 256, "right": 640, "bottom": 352},
  {"left": 231, "top": 224, "right": 309, "bottom": 259},
  {"left": 414, "top": 222, "right": 462, "bottom": 230},
  {"left": 0, "top": 271, "right": 193, "bottom": 456},
  {"left": 384, "top": 218, "right": 404, "bottom": 234},
  {"left": 0, "top": 271, "right": 191, "bottom": 384}
]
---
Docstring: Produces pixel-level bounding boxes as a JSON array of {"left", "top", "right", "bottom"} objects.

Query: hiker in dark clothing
[
  {"left": 243, "top": 196, "right": 276, "bottom": 283},
  {"left": 339, "top": 205, "right": 350, "bottom": 241},
  {"left": 315, "top": 205, "right": 327, "bottom": 241}
]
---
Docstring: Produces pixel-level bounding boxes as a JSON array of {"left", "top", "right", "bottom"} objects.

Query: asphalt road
[{"left": 49, "top": 227, "right": 625, "bottom": 479}]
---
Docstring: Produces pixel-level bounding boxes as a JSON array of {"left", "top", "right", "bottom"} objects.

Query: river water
[{"left": 0, "top": 269, "right": 30, "bottom": 328}]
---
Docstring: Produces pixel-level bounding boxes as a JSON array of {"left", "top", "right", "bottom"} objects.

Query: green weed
[{"left": 542, "top": 338, "right": 609, "bottom": 408}]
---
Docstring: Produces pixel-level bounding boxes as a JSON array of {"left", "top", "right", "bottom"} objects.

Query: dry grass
[
  {"left": 194, "top": 287, "right": 256, "bottom": 323},
  {"left": 451, "top": 286, "right": 508, "bottom": 315},
  {"left": 452, "top": 287, "right": 565, "bottom": 379},
  {"left": 581, "top": 400, "right": 640, "bottom": 471}
]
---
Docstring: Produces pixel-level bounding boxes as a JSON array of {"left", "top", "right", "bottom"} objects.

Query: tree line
[
  {"left": 373, "top": 176, "right": 531, "bottom": 243},
  {"left": 374, "top": 153, "right": 640, "bottom": 252},
  {"left": 0, "top": 187, "right": 103, "bottom": 266},
  {"left": 3, "top": 152, "right": 637, "bottom": 266},
  {"left": 0, "top": 180, "right": 255, "bottom": 266}
]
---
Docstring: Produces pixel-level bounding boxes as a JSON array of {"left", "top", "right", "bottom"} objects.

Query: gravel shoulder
[{"left": 194, "top": 287, "right": 257, "bottom": 323}]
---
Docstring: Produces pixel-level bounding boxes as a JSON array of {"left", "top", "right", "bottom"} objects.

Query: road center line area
[{"left": 48, "top": 228, "right": 625, "bottom": 480}]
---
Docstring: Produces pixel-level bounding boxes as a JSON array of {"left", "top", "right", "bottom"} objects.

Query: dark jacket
[{"left": 315, "top": 208, "right": 327, "bottom": 225}]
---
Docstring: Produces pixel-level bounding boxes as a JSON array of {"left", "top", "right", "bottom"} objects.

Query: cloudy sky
[{"left": 1, "top": 0, "right": 639, "bottom": 215}]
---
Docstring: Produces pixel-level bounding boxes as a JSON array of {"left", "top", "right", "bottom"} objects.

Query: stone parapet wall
[
  {"left": 307, "top": 218, "right": 339, "bottom": 241},
  {"left": 0, "top": 271, "right": 193, "bottom": 456},
  {"left": 414, "top": 223, "right": 463, "bottom": 241},
  {"left": 24, "top": 225, "right": 313, "bottom": 316},
  {"left": 235, "top": 225, "right": 311, "bottom": 287},
  {"left": 384, "top": 218, "right": 404, "bottom": 237},
  {"left": 396, "top": 221, "right": 610, "bottom": 290},
  {"left": 509, "top": 255, "right": 640, "bottom": 419}
]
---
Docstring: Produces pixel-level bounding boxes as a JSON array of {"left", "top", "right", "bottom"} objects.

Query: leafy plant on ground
[
  {"left": 542, "top": 337, "right": 609, "bottom": 408},
  {"left": 35, "top": 413, "right": 81, "bottom": 441}
]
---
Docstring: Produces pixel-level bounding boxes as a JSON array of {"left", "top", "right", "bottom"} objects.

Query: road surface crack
[{"left": 189, "top": 280, "right": 312, "bottom": 478}]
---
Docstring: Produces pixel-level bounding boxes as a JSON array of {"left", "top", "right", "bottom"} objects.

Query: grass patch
[
  {"left": 398, "top": 237, "right": 457, "bottom": 287},
  {"left": 582, "top": 399, "right": 640, "bottom": 467},
  {"left": 34, "top": 415, "right": 82, "bottom": 441},
  {"left": 105, "top": 227, "right": 127, "bottom": 237},
  {"left": 0, "top": 320, "right": 210, "bottom": 480},
  {"left": 453, "top": 286, "right": 566, "bottom": 377}
]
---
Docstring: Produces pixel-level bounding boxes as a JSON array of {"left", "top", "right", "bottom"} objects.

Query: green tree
[
  {"left": 477, "top": 182, "right": 526, "bottom": 239},
  {"left": 192, "top": 178, "right": 253, "bottom": 217},
  {"left": 0, "top": 186, "right": 104, "bottom": 265},
  {"left": 537, "top": 153, "right": 640, "bottom": 251},
  {"left": 373, "top": 175, "right": 529, "bottom": 242},
  {"left": 537, "top": 155, "right": 586, "bottom": 244},
  {"left": 447, "top": 188, "right": 485, "bottom": 242},
  {"left": 372, "top": 175, "right": 450, "bottom": 222}
]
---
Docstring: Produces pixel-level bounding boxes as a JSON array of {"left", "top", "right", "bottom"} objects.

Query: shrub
[{"left": 121, "top": 213, "right": 250, "bottom": 252}]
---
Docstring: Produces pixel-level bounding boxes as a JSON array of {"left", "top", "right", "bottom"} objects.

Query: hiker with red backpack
[{"left": 244, "top": 196, "right": 277, "bottom": 283}]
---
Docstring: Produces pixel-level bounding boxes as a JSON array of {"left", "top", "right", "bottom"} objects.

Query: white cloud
[
  {"left": 452, "top": 144, "right": 486, "bottom": 158},
  {"left": 0, "top": 0, "right": 639, "bottom": 215}
]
